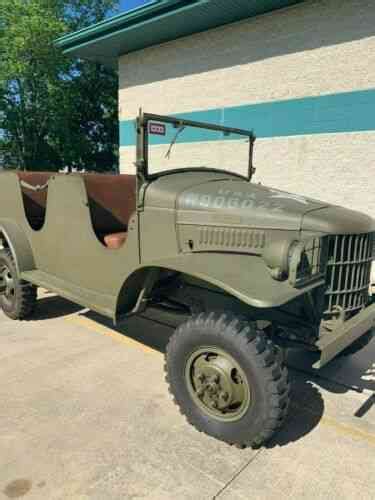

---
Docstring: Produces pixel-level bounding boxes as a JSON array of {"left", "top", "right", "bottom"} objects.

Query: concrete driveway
[{"left": 0, "top": 292, "right": 374, "bottom": 500}]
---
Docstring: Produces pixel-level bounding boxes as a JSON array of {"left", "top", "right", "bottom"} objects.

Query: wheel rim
[
  {"left": 0, "top": 264, "right": 16, "bottom": 307},
  {"left": 185, "top": 347, "right": 251, "bottom": 422}
]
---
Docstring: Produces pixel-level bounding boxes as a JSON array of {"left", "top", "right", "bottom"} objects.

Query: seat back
[
  {"left": 16, "top": 172, "right": 137, "bottom": 238},
  {"left": 83, "top": 174, "right": 137, "bottom": 237}
]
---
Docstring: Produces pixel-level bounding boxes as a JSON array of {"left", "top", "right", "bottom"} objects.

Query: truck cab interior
[{"left": 17, "top": 172, "right": 136, "bottom": 250}]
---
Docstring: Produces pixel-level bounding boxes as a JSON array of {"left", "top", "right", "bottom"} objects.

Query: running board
[{"left": 21, "top": 270, "right": 116, "bottom": 319}]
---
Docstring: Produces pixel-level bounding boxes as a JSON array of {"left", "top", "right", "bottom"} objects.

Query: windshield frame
[{"left": 135, "top": 111, "right": 256, "bottom": 184}]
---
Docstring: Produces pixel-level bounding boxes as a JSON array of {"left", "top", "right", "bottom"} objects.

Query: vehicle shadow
[
  {"left": 85, "top": 306, "right": 177, "bottom": 354},
  {"left": 31, "top": 294, "right": 85, "bottom": 321},
  {"left": 35, "top": 296, "right": 374, "bottom": 449},
  {"left": 83, "top": 308, "right": 329, "bottom": 447},
  {"left": 101, "top": 311, "right": 374, "bottom": 448},
  {"left": 267, "top": 342, "right": 374, "bottom": 448},
  {"left": 266, "top": 375, "right": 325, "bottom": 449},
  {"left": 286, "top": 341, "right": 375, "bottom": 396}
]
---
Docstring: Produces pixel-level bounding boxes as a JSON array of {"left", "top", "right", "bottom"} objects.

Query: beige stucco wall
[
  {"left": 118, "top": 0, "right": 375, "bottom": 281},
  {"left": 120, "top": 132, "right": 375, "bottom": 218},
  {"left": 119, "top": 0, "right": 375, "bottom": 117}
]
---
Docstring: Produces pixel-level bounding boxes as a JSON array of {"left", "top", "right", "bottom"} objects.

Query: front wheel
[{"left": 165, "top": 312, "right": 290, "bottom": 448}]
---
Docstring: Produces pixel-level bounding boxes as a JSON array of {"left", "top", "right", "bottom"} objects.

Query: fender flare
[
  {"left": 115, "top": 252, "right": 324, "bottom": 316},
  {"left": 0, "top": 219, "right": 35, "bottom": 274}
]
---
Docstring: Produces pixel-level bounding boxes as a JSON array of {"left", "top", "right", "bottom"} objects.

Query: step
[{"left": 21, "top": 270, "right": 115, "bottom": 319}]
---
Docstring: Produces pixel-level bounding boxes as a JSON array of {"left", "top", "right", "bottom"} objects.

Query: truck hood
[
  {"left": 145, "top": 172, "right": 374, "bottom": 233},
  {"left": 176, "top": 177, "right": 328, "bottom": 231},
  {"left": 301, "top": 205, "right": 375, "bottom": 234}
]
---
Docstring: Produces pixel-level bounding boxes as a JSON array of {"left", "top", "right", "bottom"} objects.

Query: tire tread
[
  {"left": 0, "top": 248, "right": 37, "bottom": 320},
  {"left": 165, "top": 311, "right": 290, "bottom": 448}
]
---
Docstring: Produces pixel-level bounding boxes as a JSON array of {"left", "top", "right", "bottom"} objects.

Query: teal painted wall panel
[
  {"left": 120, "top": 88, "right": 375, "bottom": 146},
  {"left": 120, "top": 108, "right": 224, "bottom": 146}
]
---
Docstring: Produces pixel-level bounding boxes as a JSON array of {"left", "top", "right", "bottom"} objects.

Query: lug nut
[
  {"left": 197, "top": 373, "right": 205, "bottom": 383},
  {"left": 208, "top": 384, "right": 216, "bottom": 394},
  {"left": 221, "top": 392, "right": 229, "bottom": 402},
  {"left": 197, "top": 388, "right": 205, "bottom": 398}
]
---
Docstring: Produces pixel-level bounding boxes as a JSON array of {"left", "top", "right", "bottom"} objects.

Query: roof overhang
[{"left": 55, "top": 0, "right": 304, "bottom": 67}]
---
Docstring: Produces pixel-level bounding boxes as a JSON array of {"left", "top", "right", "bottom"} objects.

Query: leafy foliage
[{"left": 0, "top": 0, "right": 119, "bottom": 172}]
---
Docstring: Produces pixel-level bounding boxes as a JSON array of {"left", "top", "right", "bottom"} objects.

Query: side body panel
[
  {"left": 0, "top": 173, "right": 36, "bottom": 272},
  {"left": 2, "top": 170, "right": 371, "bottom": 323},
  {"left": 139, "top": 206, "right": 180, "bottom": 262},
  {"left": 140, "top": 252, "right": 324, "bottom": 308},
  {"left": 0, "top": 172, "right": 141, "bottom": 317},
  {"left": 0, "top": 219, "right": 36, "bottom": 273},
  {"left": 137, "top": 173, "right": 324, "bottom": 310}
]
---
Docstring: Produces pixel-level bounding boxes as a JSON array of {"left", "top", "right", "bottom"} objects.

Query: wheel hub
[
  {"left": 0, "top": 265, "right": 15, "bottom": 305},
  {"left": 186, "top": 347, "right": 251, "bottom": 421}
]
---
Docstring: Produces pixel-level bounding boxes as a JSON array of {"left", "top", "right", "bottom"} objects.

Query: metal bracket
[
  {"left": 129, "top": 268, "right": 161, "bottom": 316},
  {"left": 20, "top": 180, "right": 49, "bottom": 192},
  {"left": 314, "top": 302, "right": 375, "bottom": 368}
]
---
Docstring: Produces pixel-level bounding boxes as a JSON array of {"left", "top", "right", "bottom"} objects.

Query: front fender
[
  {"left": 0, "top": 219, "right": 35, "bottom": 273},
  {"left": 147, "top": 253, "right": 324, "bottom": 308}
]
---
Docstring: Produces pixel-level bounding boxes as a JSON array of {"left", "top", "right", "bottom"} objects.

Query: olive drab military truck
[{"left": 0, "top": 112, "right": 374, "bottom": 448}]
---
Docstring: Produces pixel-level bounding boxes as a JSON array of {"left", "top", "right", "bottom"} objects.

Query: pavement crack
[
  {"left": 186, "top": 462, "right": 226, "bottom": 489},
  {"left": 354, "top": 393, "right": 375, "bottom": 418},
  {"left": 212, "top": 448, "right": 264, "bottom": 499}
]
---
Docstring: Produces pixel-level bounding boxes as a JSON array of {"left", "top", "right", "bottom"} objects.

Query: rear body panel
[{"left": 0, "top": 172, "right": 140, "bottom": 317}]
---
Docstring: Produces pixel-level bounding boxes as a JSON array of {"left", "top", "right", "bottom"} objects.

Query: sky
[{"left": 119, "top": 0, "right": 151, "bottom": 12}]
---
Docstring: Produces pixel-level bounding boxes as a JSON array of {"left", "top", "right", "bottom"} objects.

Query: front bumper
[{"left": 314, "top": 302, "right": 375, "bottom": 368}]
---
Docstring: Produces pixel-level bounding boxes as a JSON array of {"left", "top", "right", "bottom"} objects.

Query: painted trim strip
[
  {"left": 120, "top": 88, "right": 375, "bottom": 146},
  {"left": 57, "top": 1, "right": 302, "bottom": 54}
]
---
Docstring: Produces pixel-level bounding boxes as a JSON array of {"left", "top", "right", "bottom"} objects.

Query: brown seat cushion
[
  {"left": 104, "top": 232, "right": 128, "bottom": 250},
  {"left": 83, "top": 174, "right": 136, "bottom": 235}
]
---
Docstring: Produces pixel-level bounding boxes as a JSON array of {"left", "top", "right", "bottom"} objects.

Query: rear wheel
[
  {"left": 165, "top": 312, "right": 290, "bottom": 448},
  {"left": 0, "top": 249, "right": 37, "bottom": 320}
]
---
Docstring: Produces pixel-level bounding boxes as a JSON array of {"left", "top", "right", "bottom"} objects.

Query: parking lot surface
[{"left": 0, "top": 292, "right": 374, "bottom": 500}]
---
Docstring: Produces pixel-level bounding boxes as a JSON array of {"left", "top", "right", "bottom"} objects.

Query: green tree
[{"left": 0, "top": 0, "right": 119, "bottom": 172}]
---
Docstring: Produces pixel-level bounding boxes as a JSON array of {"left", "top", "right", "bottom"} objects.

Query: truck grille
[{"left": 325, "top": 233, "right": 374, "bottom": 316}]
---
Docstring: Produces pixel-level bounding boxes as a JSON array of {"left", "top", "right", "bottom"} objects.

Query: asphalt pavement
[{"left": 0, "top": 291, "right": 374, "bottom": 499}]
